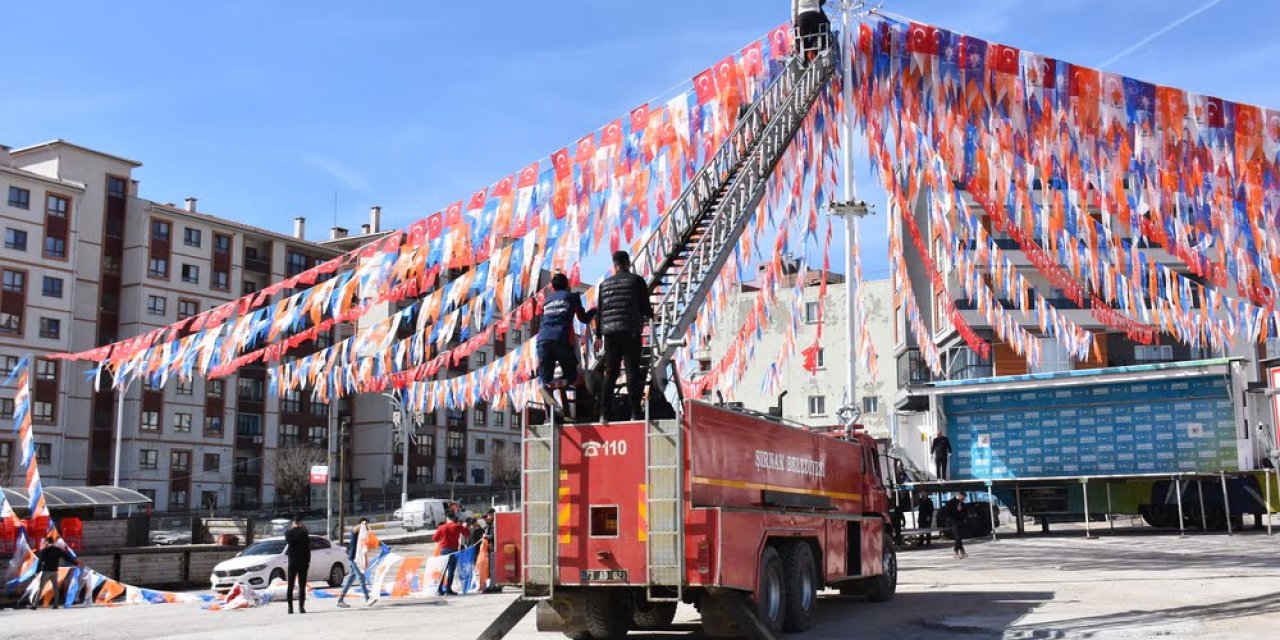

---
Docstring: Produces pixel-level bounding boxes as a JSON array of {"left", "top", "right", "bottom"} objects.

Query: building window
[
  {"left": 32, "top": 401, "right": 53, "bottom": 422},
  {"left": 35, "top": 443, "right": 51, "bottom": 464},
  {"left": 169, "top": 490, "right": 189, "bottom": 511},
  {"left": 279, "top": 390, "right": 302, "bottom": 413},
  {"left": 7, "top": 187, "right": 30, "bottom": 209},
  {"left": 476, "top": 352, "right": 487, "bottom": 366},
  {"left": 141, "top": 411, "right": 161, "bottom": 432},
  {"left": 140, "top": 449, "right": 159, "bottom": 470},
  {"left": 35, "top": 359, "right": 56, "bottom": 380},
  {"left": 447, "top": 431, "right": 464, "bottom": 458},
  {"left": 144, "top": 377, "right": 163, "bottom": 391},
  {"left": 494, "top": 412, "right": 504, "bottom": 427},
  {"left": 148, "top": 258, "right": 168, "bottom": 278},
  {"left": 214, "top": 234, "right": 231, "bottom": 254},
  {"left": 103, "top": 255, "right": 121, "bottom": 276},
  {"left": 1031, "top": 338, "right": 1072, "bottom": 374},
  {"left": 151, "top": 219, "right": 170, "bottom": 241},
  {"left": 0, "top": 398, "right": 13, "bottom": 418},
  {"left": 805, "top": 301, "right": 820, "bottom": 324},
  {"left": 3, "top": 270, "right": 25, "bottom": 292},
  {"left": 171, "top": 450, "right": 191, "bottom": 472},
  {"left": 280, "top": 423, "right": 301, "bottom": 448},
  {"left": 41, "top": 277, "right": 62, "bottom": 298},
  {"left": 862, "top": 396, "right": 880, "bottom": 414},
  {"left": 0, "top": 440, "right": 9, "bottom": 463},
  {"left": 4, "top": 228, "right": 26, "bottom": 251},
  {"left": 236, "top": 413, "right": 262, "bottom": 438},
  {"left": 475, "top": 438, "right": 486, "bottom": 455},
  {"left": 471, "top": 468, "right": 486, "bottom": 485},
  {"left": 212, "top": 270, "right": 229, "bottom": 290},
  {"left": 43, "top": 236, "right": 66, "bottom": 258},
  {"left": 242, "top": 280, "right": 258, "bottom": 294},
  {"left": 148, "top": 295, "right": 166, "bottom": 316},
  {"left": 39, "top": 317, "right": 60, "bottom": 339},
  {"left": 204, "top": 453, "right": 221, "bottom": 472},
  {"left": 807, "top": 395, "right": 826, "bottom": 416},
  {"left": 174, "top": 413, "right": 192, "bottom": 433},
  {"left": 511, "top": 329, "right": 522, "bottom": 342},
  {"left": 0, "top": 312, "right": 20, "bottom": 335},
  {"left": 237, "top": 378, "right": 264, "bottom": 402},
  {"left": 177, "top": 299, "right": 198, "bottom": 320},
  {"left": 474, "top": 401, "right": 488, "bottom": 426},
  {"left": 183, "top": 228, "right": 202, "bottom": 247},
  {"left": 0, "top": 355, "right": 16, "bottom": 377},
  {"left": 416, "top": 434, "right": 435, "bottom": 456},
  {"left": 207, "top": 379, "right": 224, "bottom": 398},
  {"left": 413, "top": 465, "right": 432, "bottom": 484},
  {"left": 286, "top": 252, "right": 308, "bottom": 276},
  {"left": 816, "top": 348, "right": 825, "bottom": 369},
  {"left": 45, "top": 194, "right": 68, "bottom": 218},
  {"left": 1134, "top": 345, "right": 1174, "bottom": 364},
  {"left": 181, "top": 264, "right": 199, "bottom": 284},
  {"left": 204, "top": 415, "right": 223, "bottom": 436},
  {"left": 512, "top": 412, "right": 521, "bottom": 430},
  {"left": 107, "top": 176, "right": 127, "bottom": 198},
  {"left": 176, "top": 379, "right": 193, "bottom": 395},
  {"left": 307, "top": 425, "right": 327, "bottom": 447}
]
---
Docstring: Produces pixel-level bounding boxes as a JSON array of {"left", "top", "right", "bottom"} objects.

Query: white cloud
[{"left": 302, "top": 154, "right": 368, "bottom": 191}]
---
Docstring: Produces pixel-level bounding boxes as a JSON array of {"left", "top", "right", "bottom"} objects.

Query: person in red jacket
[{"left": 432, "top": 513, "right": 469, "bottom": 595}]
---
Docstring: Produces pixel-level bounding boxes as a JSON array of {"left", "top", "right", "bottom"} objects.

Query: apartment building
[
  {"left": 322, "top": 224, "right": 525, "bottom": 503},
  {"left": 0, "top": 138, "right": 576, "bottom": 511},
  {"left": 696, "top": 260, "right": 898, "bottom": 440}
]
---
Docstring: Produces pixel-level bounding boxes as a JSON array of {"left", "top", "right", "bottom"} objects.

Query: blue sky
[{"left": 4, "top": 0, "right": 1277, "bottom": 284}]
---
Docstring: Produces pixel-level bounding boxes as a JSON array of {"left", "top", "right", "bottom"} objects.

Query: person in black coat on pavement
[
  {"left": 28, "top": 533, "right": 80, "bottom": 609},
  {"left": 943, "top": 493, "right": 968, "bottom": 559},
  {"left": 596, "top": 251, "right": 653, "bottom": 422},
  {"left": 284, "top": 514, "right": 311, "bottom": 614}
]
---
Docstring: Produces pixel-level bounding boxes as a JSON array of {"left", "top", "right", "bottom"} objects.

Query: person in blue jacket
[{"left": 536, "top": 272, "right": 596, "bottom": 404}]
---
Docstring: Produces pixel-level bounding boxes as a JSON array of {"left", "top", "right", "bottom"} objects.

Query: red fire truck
[{"left": 486, "top": 401, "right": 897, "bottom": 639}]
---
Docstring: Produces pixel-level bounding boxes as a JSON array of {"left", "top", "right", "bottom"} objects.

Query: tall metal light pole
[
  {"left": 830, "top": 0, "right": 873, "bottom": 426},
  {"left": 326, "top": 401, "right": 335, "bottom": 539},
  {"left": 111, "top": 379, "right": 134, "bottom": 518},
  {"left": 382, "top": 391, "right": 418, "bottom": 514}
]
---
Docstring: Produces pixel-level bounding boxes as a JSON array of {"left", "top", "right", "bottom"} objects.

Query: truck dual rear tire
[
  {"left": 781, "top": 542, "right": 818, "bottom": 631},
  {"left": 584, "top": 590, "right": 631, "bottom": 640},
  {"left": 866, "top": 534, "right": 898, "bottom": 602},
  {"left": 755, "top": 546, "right": 787, "bottom": 635},
  {"left": 632, "top": 600, "right": 677, "bottom": 630}
]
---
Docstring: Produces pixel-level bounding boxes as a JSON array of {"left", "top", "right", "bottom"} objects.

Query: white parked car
[{"left": 210, "top": 536, "right": 347, "bottom": 593}]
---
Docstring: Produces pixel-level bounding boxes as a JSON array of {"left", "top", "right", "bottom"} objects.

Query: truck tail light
[{"left": 590, "top": 506, "right": 619, "bottom": 537}]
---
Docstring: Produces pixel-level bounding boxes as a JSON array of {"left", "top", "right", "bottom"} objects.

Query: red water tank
[
  {"left": 60, "top": 517, "right": 83, "bottom": 552},
  {"left": 25, "top": 516, "right": 49, "bottom": 547}
]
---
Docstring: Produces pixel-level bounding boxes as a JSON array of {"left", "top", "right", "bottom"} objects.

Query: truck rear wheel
[
  {"left": 632, "top": 599, "right": 677, "bottom": 630},
  {"left": 584, "top": 590, "right": 631, "bottom": 640},
  {"left": 755, "top": 546, "right": 787, "bottom": 635},
  {"left": 781, "top": 542, "right": 818, "bottom": 631},
  {"left": 865, "top": 534, "right": 898, "bottom": 603}
]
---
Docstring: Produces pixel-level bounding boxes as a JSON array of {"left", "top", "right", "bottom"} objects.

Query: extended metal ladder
[
  {"left": 634, "top": 48, "right": 839, "bottom": 601},
  {"left": 521, "top": 405, "right": 558, "bottom": 600}
]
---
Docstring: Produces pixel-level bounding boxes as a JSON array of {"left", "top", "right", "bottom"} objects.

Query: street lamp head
[{"left": 828, "top": 200, "right": 874, "bottom": 218}]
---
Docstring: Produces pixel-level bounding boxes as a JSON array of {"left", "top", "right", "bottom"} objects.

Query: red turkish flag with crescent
[
  {"left": 1206, "top": 96, "right": 1225, "bottom": 128},
  {"left": 551, "top": 147, "right": 572, "bottom": 179},
  {"left": 991, "top": 44, "right": 1019, "bottom": 75},
  {"left": 600, "top": 119, "right": 623, "bottom": 147},
  {"left": 630, "top": 103, "right": 650, "bottom": 132},
  {"left": 445, "top": 201, "right": 464, "bottom": 226},
  {"left": 768, "top": 24, "right": 791, "bottom": 60},
  {"left": 426, "top": 212, "right": 444, "bottom": 240},
  {"left": 693, "top": 68, "right": 717, "bottom": 105},
  {"left": 575, "top": 134, "right": 596, "bottom": 165},
  {"left": 517, "top": 162, "right": 539, "bottom": 189},
  {"left": 743, "top": 40, "right": 765, "bottom": 77},
  {"left": 466, "top": 188, "right": 487, "bottom": 211},
  {"left": 906, "top": 22, "right": 937, "bottom": 55},
  {"left": 490, "top": 174, "right": 514, "bottom": 198},
  {"left": 408, "top": 219, "right": 428, "bottom": 247}
]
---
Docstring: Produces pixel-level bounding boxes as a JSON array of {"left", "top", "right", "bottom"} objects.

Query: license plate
[{"left": 581, "top": 569, "right": 629, "bottom": 582}]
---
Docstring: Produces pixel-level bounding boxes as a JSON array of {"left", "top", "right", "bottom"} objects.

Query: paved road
[{"left": 3, "top": 529, "right": 1278, "bottom": 639}]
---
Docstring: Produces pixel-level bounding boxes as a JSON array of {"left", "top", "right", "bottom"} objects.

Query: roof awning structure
[
  {"left": 909, "top": 358, "right": 1239, "bottom": 397},
  {"left": 2, "top": 486, "right": 153, "bottom": 510}
]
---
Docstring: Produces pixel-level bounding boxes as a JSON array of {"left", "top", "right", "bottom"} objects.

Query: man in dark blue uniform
[{"left": 536, "top": 272, "right": 595, "bottom": 405}]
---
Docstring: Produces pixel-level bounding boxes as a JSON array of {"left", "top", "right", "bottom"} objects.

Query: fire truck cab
[{"left": 492, "top": 400, "right": 897, "bottom": 639}]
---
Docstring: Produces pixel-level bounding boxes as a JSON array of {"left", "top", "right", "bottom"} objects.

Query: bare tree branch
[
  {"left": 489, "top": 442, "right": 520, "bottom": 489},
  {"left": 274, "top": 445, "right": 323, "bottom": 509}
]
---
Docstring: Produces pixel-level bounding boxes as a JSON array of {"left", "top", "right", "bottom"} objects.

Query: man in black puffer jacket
[{"left": 597, "top": 251, "right": 653, "bottom": 422}]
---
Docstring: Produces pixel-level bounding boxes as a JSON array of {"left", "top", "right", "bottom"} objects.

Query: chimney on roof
[
  {"left": 369, "top": 205, "right": 382, "bottom": 233},
  {"left": 293, "top": 216, "right": 306, "bottom": 240},
  {"left": 184, "top": 197, "right": 197, "bottom": 213},
  {"left": 0, "top": 145, "right": 10, "bottom": 167},
  {"left": 330, "top": 226, "right": 348, "bottom": 240},
  {"left": 360, "top": 223, "right": 371, "bottom": 235}
]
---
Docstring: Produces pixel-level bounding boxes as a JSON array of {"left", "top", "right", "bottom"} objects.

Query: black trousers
[
  {"left": 952, "top": 526, "right": 965, "bottom": 553},
  {"left": 935, "top": 455, "right": 949, "bottom": 480},
  {"left": 600, "top": 333, "right": 644, "bottom": 420},
  {"left": 537, "top": 339, "right": 579, "bottom": 386},
  {"left": 795, "top": 11, "right": 830, "bottom": 55},
  {"left": 287, "top": 563, "right": 309, "bottom": 610}
]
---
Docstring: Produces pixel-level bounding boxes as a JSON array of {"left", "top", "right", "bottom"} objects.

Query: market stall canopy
[{"left": 2, "top": 486, "right": 152, "bottom": 510}]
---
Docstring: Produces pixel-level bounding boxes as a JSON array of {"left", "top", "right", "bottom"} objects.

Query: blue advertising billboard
[{"left": 944, "top": 375, "right": 1238, "bottom": 480}]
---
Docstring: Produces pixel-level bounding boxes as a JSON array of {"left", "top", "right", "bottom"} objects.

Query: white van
[{"left": 395, "top": 499, "right": 460, "bottom": 530}]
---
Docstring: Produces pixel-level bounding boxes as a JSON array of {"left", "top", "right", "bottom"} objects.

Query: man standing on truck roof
[
  {"left": 596, "top": 250, "right": 653, "bottom": 423},
  {"left": 536, "top": 272, "right": 596, "bottom": 411}
]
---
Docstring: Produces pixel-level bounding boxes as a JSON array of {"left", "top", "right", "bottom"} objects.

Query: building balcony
[
  {"left": 896, "top": 348, "right": 933, "bottom": 389},
  {"left": 243, "top": 256, "right": 271, "bottom": 274}
]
